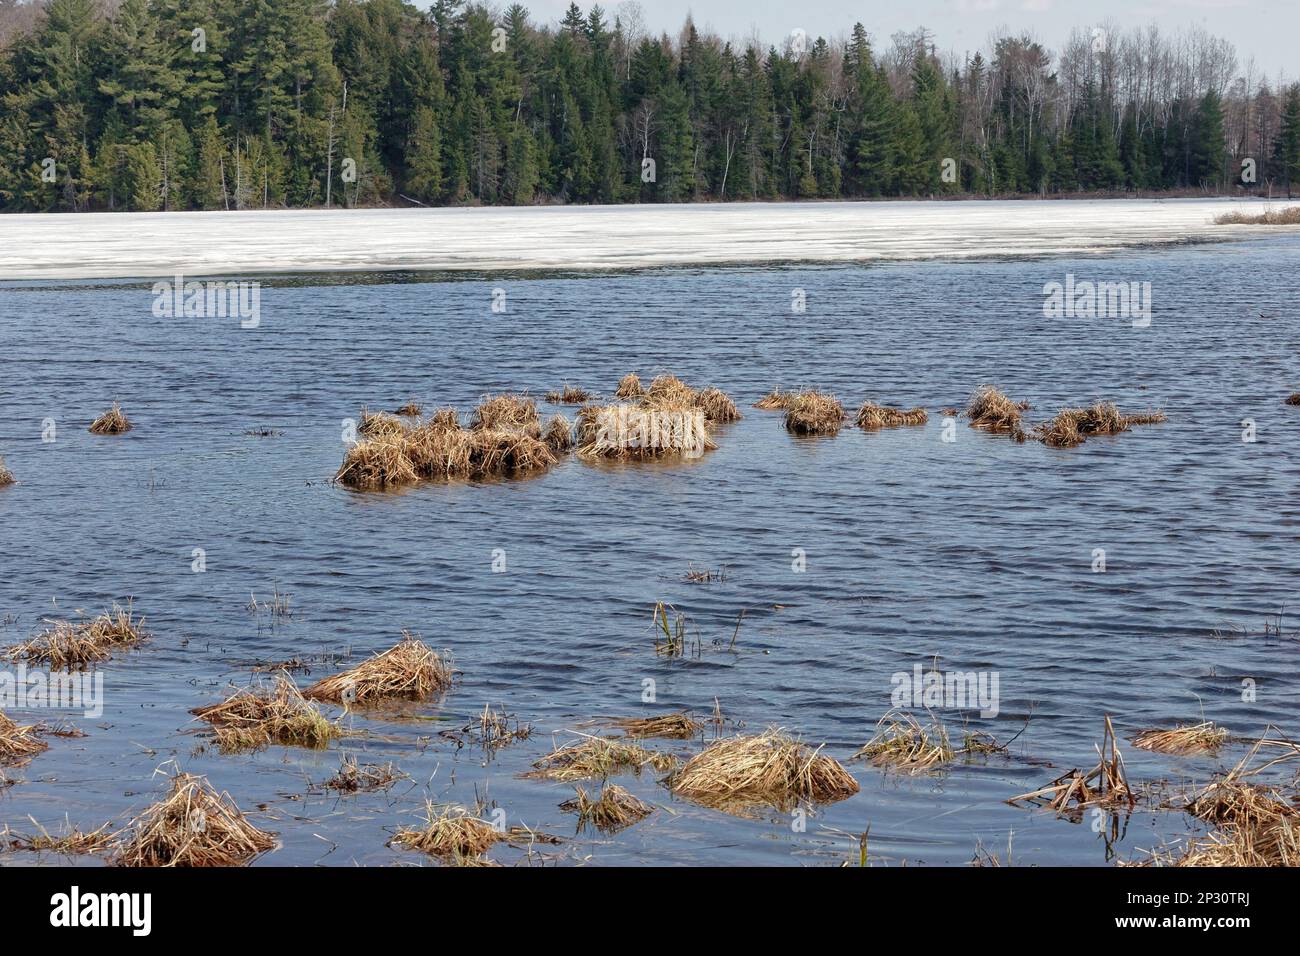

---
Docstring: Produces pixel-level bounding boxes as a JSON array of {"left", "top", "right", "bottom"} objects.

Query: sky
[{"left": 507, "top": 0, "right": 1296, "bottom": 81}]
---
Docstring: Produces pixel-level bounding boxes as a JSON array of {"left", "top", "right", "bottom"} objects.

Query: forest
[{"left": 0, "top": 0, "right": 1297, "bottom": 212}]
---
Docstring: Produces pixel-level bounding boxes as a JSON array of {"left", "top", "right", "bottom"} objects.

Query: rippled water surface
[{"left": 2, "top": 236, "right": 1298, "bottom": 866}]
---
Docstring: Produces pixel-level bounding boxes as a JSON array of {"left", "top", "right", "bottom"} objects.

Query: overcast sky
[{"left": 508, "top": 0, "right": 1296, "bottom": 81}]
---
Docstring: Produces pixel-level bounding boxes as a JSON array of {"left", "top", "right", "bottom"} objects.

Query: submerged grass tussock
[
  {"left": 322, "top": 755, "right": 407, "bottom": 794},
  {"left": 1008, "top": 716, "right": 1134, "bottom": 817},
  {"left": 672, "top": 729, "right": 860, "bottom": 811},
  {"left": 190, "top": 675, "right": 343, "bottom": 753},
  {"left": 694, "top": 386, "right": 742, "bottom": 423},
  {"left": 0, "top": 709, "right": 48, "bottom": 766},
  {"left": 2, "top": 818, "right": 114, "bottom": 855},
  {"left": 524, "top": 735, "right": 677, "bottom": 781},
  {"left": 0, "top": 456, "right": 13, "bottom": 488},
  {"left": 754, "top": 388, "right": 798, "bottom": 410},
  {"left": 1132, "top": 721, "right": 1229, "bottom": 756},
  {"left": 6, "top": 603, "right": 147, "bottom": 670},
  {"left": 856, "top": 402, "right": 929, "bottom": 431},
  {"left": 335, "top": 436, "right": 419, "bottom": 489},
  {"left": 965, "top": 385, "right": 1027, "bottom": 439},
  {"left": 304, "top": 632, "right": 452, "bottom": 705},
  {"left": 89, "top": 402, "right": 132, "bottom": 435},
  {"left": 1034, "top": 401, "right": 1167, "bottom": 448},
  {"left": 609, "top": 711, "right": 703, "bottom": 740},
  {"left": 112, "top": 771, "right": 276, "bottom": 867},
  {"left": 390, "top": 802, "right": 504, "bottom": 860},
  {"left": 614, "top": 372, "right": 644, "bottom": 398},
  {"left": 1214, "top": 206, "right": 1300, "bottom": 226},
  {"left": 545, "top": 383, "right": 594, "bottom": 404},
  {"left": 561, "top": 784, "right": 654, "bottom": 834},
  {"left": 854, "top": 710, "right": 955, "bottom": 773},
  {"left": 784, "top": 392, "right": 845, "bottom": 435}
]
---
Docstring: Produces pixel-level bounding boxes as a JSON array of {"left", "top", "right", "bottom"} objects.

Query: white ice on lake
[{"left": 2, "top": 197, "right": 1297, "bottom": 281}]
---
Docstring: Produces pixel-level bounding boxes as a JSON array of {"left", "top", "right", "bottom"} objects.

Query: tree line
[{"left": 1, "top": 0, "right": 1297, "bottom": 212}]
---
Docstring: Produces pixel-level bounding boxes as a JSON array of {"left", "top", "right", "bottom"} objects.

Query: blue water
[{"left": 1, "top": 236, "right": 1297, "bottom": 866}]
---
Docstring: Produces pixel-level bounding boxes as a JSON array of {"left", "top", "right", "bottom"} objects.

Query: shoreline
[{"left": 4, "top": 197, "right": 1299, "bottom": 282}]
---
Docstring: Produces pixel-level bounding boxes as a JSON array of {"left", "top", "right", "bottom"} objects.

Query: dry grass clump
[
  {"left": 470, "top": 393, "right": 541, "bottom": 436},
  {"left": 965, "top": 385, "right": 1027, "bottom": 439},
  {"left": 394, "top": 400, "right": 423, "bottom": 417},
  {"left": 561, "top": 784, "right": 653, "bottom": 834},
  {"left": 304, "top": 632, "right": 452, "bottom": 705},
  {"left": 545, "top": 383, "right": 594, "bottom": 404},
  {"left": 323, "top": 755, "right": 407, "bottom": 794},
  {"left": 2, "top": 818, "right": 114, "bottom": 855},
  {"left": 336, "top": 435, "right": 420, "bottom": 489},
  {"left": 784, "top": 392, "right": 845, "bottom": 435},
  {"left": 576, "top": 403, "right": 716, "bottom": 461},
  {"left": 694, "top": 387, "right": 742, "bottom": 423},
  {"left": 469, "top": 428, "right": 557, "bottom": 475},
  {"left": 426, "top": 407, "right": 461, "bottom": 431},
  {"left": 0, "top": 709, "right": 48, "bottom": 766},
  {"left": 390, "top": 802, "right": 504, "bottom": 861},
  {"left": 89, "top": 402, "right": 132, "bottom": 434},
  {"left": 672, "top": 729, "right": 860, "bottom": 811},
  {"left": 754, "top": 388, "right": 798, "bottom": 410},
  {"left": 358, "top": 408, "right": 405, "bottom": 439},
  {"left": 609, "top": 711, "right": 702, "bottom": 740},
  {"left": 1009, "top": 716, "right": 1134, "bottom": 817},
  {"left": 854, "top": 711, "right": 955, "bottom": 773},
  {"left": 7, "top": 603, "right": 148, "bottom": 670},
  {"left": 615, "top": 373, "right": 644, "bottom": 398},
  {"left": 112, "top": 771, "right": 276, "bottom": 867},
  {"left": 542, "top": 414, "right": 574, "bottom": 453},
  {"left": 0, "top": 456, "right": 13, "bottom": 488},
  {"left": 1214, "top": 206, "right": 1300, "bottom": 226},
  {"left": 191, "top": 676, "right": 342, "bottom": 753},
  {"left": 856, "top": 402, "right": 929, "bottom": 431},
  {"left": 524, "top": 735, "right": 677, "bottom": 781},
  {"left": 645, "top": 373, "right": 695, "bottom": 406},
  {"left": 1132, "top": 721, "right": 1229, "bottom": 756},
  {"left": 1034, "top": 401, "right": 1167, "bottom": 448}
]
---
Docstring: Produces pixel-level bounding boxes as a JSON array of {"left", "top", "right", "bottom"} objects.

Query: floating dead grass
[
  {"left": 322, "top": 755, "right": 407, "bottom": 794},
  {"left": 0, "top": 456, "right": 13, "bottom": 488},
  {"left": 2, "top": 817, "right": 114, "bottom": 855},
  {"left": 615, "top": 373, "right": 644, "bottom": 398},
  {"left": 7, "top": 603, "right": 147, "bottom": 670},
  {"left": 524, "top": 734, "right": 677, "bottom": 781},
  {"left": 609, "top": 711, "right": 703, "bottom": 740},
  {"left": 394, "top": 400, "right": 423, "bottom": 417},
  {"left": 304, "top": 632, "right": 452, "bottom": 705},
  {"left": 965, "top": 385, "right": 1027, "bottom": 439},
  {"left": 545, "top": 383, "right": 594, "bottom": 404},
  {"left": 112, "top": 771, "right": 276, "bottom": 867},
  {"left": 754, "top": 388, "right": 798, "bottom": 410},
  {"left": 191, "top": 675, "right": 343, "bottom": 753},
  {"left": 1008, "top": 716, "right": 1134, "bottom": 817},
  {"left": 543, "top": 414, "right": 574, "bottom": 453},
  {"left": 672, "top": 729, "right": 860, "bottom": 811},
  {"left": 856, "top": 402, "right": 928, "bottom": 431},
  {"left": 1214, "top": 206, "right": 1300, "bottom": 226},
  {"left": 390, "top": 802, "right": 504, "bottom": 861},
  {"left": 784, "top": 392, "right": 845, "bottom": 435},
  {"left": 561, "top": 784, "right": 653, "bottom": 834},
  {"left": 0, "top": 709, "right": 48, "bottom": 766},
  {"left": 89, "top": 402, "right": 132, "bottom": 434},
  {"left": 854, "top": 710, "right": 955, "bottom": 773},
  {"left": 1034, "top": 401, "right": 1167, "bottom": 448},
  {"left": 471, "top": 393, "right": 541, "bottom": 436},
  {"left": 1132, "top": 721, "right": 1229, "bottom": 756},
  {"left": 576, "top": 403, "right": 716, "bottom": 461}
]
